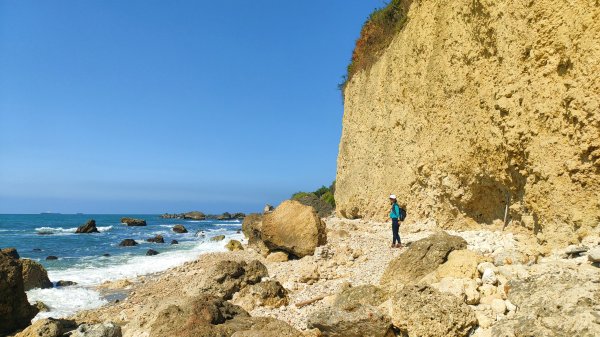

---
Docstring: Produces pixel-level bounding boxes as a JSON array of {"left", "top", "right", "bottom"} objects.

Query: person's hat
[{"left": 389, "top": 194, "right": 397, "bottom": 199}]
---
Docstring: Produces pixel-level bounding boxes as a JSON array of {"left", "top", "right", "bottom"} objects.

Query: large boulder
[
  {"left": 434, "top": 249, "right": 484, "bottom": 280},
  {"left": 20, "top": 259, "right": 53, "bottom": 290},
  {"left": 13, "top": 318, "right": 77, "bottom": 337},
  {"left": 390, "top": 285, "right": 477, "bottom": 337},
  {"left": 120, "top": 218, "right": 146, "bottom": 226},
  {"left": 380, "top": 231, "right": 467, "bottom": 290},
  {"left": 261, "top": 200, "right": 327, "bottom": 257},
  {"left": 172, "top": 224, "right": 188, "bottom": 233},
  {"left": 0, "top": 251, "right": 38, "bottom": 336},
  {"left": 492, "top": 265, "right": 600, "bottom": 337},
  {"left": 232, "top": 280, "right": 289, "bottom": 311},
  {"left": 308, "top": 285, "right": 393, "bottom": 337},
  {"left": 150, "top": 294, "right": 301, "bottom": 337},
  {"left": 75, "top": 219, "right": 100, "bottom": 233},
  {"left": 70, "top": 322, "right": 122, "bottom": 337},
  {"left": 185, "top": 260, "right": 268, "bottom": 300},
  {"left": 242, "top": 214, "right": 269, "bottom": 256}
]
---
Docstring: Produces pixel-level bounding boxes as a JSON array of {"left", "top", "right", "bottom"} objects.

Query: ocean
[{"left": 0, "top": 213, "right": 244, "bottom": 320}]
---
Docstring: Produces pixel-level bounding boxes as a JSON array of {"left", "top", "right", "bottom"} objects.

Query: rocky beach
[{"left": 4, "top": 200, "right": 599, "bottom": 336}]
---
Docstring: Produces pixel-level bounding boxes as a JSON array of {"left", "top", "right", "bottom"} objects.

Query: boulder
[
  {"left": 588, "top": 246, "right": 600, "bottom": 263},
  {"left": 2, "top": 247, "right": 20, "bottom": 259},
  {"left": 70, "top": 322, "right": 122, "bottom": 337},
  {"left": 13, "top": 318, "right": 76, "bottom": 337},
  {"left": 390, "top": 284, "right": 477, "bottom": 337},
  {"left": 120, "top": 218, "right": 146, "bottom": 226},
  {"left": 435, "top": 250, "right": 483, "bottom": 280},
  {"left": 380, "top": 231, "right": 467, "bottom": 290},
  {"left": 0, "top": 251, "right": 38, "bottom": 336},
  {"left": 211, "top": 235, "right": 226, "bottom": 242},
  {"left": 242, "top": 214, "right": 269, "bottom": 255},
  {"left": 35, "top": 301, "right": 50, "bottom": 312},
  {"left": 20, "top": 259, "right": 53, "bottom": 290},
  {"left": 46, "top": 256, "right": 58, "bottom": 260},
  {"left": 226, "top": 240, "right": 244, "bottom": 251},
  {"left": 118, "top": 239, "right": 138, "bottom": 247},
  {"left": 172, "top": 224, "right": 188, "bottom": 233},
  {"left": 185, "top": 260, "right": 268, "bottom": 300},
  {"left": 308, "top": 285, "right": 393, "bottom": 337},
  {"left": 150, "top": 294, "right": 301, "bottom": 337},
  {"left": 146, "top": 235, "right": 165, "bottom": 243},
  {"left": 75, "top": 219, "right": 99, "bottom": 233},
  {"left": 56, "top": 280, "right": 77, "bottom": 287},
  {"left": 261, "top": 200, "right": 327, "bottom": 258},
  {"left": 232, "top": 280, "right": 289, "bottom": 311},
  {"left": 146, "top": 249, "right": 159, "bottom": 256},
  {"left": 266, "top": 251, "right": 289, "bottom": 262},
  {"left": 492, "top": 266, "right": 600, "bottom": 336},
  {"left": 171, "top": 240, "right": 179, "bottom": 245}
]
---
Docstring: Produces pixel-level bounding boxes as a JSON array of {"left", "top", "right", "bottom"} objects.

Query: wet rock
[
  {"left": 2, "top": 247, "right": 20, "bottom": 259},
  {"left": 75, "top": 219, "right": 100, "bottom": 233},
  {"left": 120, "top": 218, "right": 146, "bottom": 226},
  {"left": 390, "top": 284, "right": 477, "bottom": 337},
  {"left": 146, "top": 235, "right": 165, "bottom": 243},
  {"left": 211, "top": 235, "right": 226, "bottom": 242},
  {"left": 70, "top": 322, "right": 122, "bottom": 337},
  {"left": 13, "top": 318, "right": 76, "bottom": 337},
  {"left": 226, "top": 240, "right": 244, "bottom": 251},
  {"left": 46, "top": 256, "right": 58, "bottom": 260},
  {"left": 21, "top": 258, "right": 53, "bottom": 290},
  {"left": 118, "top": 239, "right": 138, "bottom": 247},
  {"left": 261, "top": 200, "right": 327, "bottom": 258},
  {"left": 35, "top": 301, "right": 50, "bottom": 312},
  {"left": 146, "top": 249, "right": 159, "bottom": 256},
  {"left": 380, "top": 231, "right": 467, "bottom": 290},
  {"left": 172, "top": 224, "right": 188, "bottom": 233},
  {"left": 0, "top": 251, "right": 38, "bottom": 335},
  {"left": 171, "top": 240, "right": 179, "bottom": 245},
  {"left": 56, "top": 280, "right": 77, "bottom": 287},
  {"left": 102, "top": 253, "right": 111, "bottom": 257}
]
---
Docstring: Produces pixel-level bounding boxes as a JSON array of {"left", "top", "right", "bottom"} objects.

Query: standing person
[{"left": 389, "top": 195, "right": 403, "bottom": 248}]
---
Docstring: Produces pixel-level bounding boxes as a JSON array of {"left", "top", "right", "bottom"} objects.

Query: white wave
[
  {"left": 27, "top": 287, "right": 107, "bottom": 320},
  {"left": 35, "top": 226, "right": 112, "bottom": 234}
]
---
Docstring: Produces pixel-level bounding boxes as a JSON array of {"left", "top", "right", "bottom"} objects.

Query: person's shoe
[{"left": 396, "top": 243, "right": 403, "bottom": 248}]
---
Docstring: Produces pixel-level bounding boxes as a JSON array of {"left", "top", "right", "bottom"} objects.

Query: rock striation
[{"left": 335, "top": 0, "right": 600, "bottom": 246}]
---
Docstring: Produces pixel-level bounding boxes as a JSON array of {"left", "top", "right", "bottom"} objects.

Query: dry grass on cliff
[{"left": 340, "top": 0, "right": 410, "bottom": 92}]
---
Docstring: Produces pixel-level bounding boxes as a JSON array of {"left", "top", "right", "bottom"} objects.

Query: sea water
[{"left": 0, "top": 214, "right": 244, "bottom": 319}]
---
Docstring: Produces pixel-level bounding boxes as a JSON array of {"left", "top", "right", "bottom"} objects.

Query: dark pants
[{"left": 392, "top": 218, "right": 401, "bottom": 245}]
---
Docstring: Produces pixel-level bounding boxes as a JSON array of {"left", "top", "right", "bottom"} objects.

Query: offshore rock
[
  {"left": 172, "top": 224, "right": 188, "bottom": 233},
  {"left": 75, "top": 219, "right": 99, "bottom": 233},
  {"left": 120, "top": 218, "right": 146, "bottom": 226}
]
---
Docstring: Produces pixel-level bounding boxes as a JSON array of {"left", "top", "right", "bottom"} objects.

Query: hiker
[{"left": 389, "top": 194, "right": 404, "bottom": 248}]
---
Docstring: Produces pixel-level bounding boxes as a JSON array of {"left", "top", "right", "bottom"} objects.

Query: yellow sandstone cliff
[{"left": 335, "top": 0, "right": 600, "bottom": 246}]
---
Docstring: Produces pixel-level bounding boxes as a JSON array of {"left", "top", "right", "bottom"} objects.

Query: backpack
[{"left": 398, "top": 206, "right": 407, "bottom": 221}]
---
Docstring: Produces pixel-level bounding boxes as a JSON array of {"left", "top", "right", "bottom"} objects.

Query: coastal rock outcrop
[
  {"left": 335, "top": 0, "right": 600, "bottom": 246},
  {"left": 120, "top": 218, "right": 146, "bottom": 226},
  {"left": 172, "top": 224, "right": 188, "bottom": 233},
  {"left": 0, "top": 250, "right": 38, "bottom": 336},
  {"left": 232, "top": 280, "right": 289, "bottom": 311},
  {"left": 261, "top": 200, "right": 327, "bottom": 258},
  {"left": 118, "top": 239, "right": 138, "bottom": 247},
  {"left": 13, "top": 318, "right": 77, "bottom": 337},
  {"left": 380, "top": 231, "right": 467, "bottom": 290},
  {"left": 75, "top": 219, "right": 99, "bottom": 233},
  {"left": 2, "top": 247, "right": 20, "bottom": 259},
  {"left": 161, "top": 211, "right": 206, "bottom": 220},
  {"left": 20, "top": 258, "right": 53, "bottom": 290},
  {"left": 70, "top": 322, "right": 122, "bottom": 337}
]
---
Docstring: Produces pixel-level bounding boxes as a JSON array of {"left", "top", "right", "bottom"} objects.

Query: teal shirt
[{"left": 390, "top": 203, "right": 401, "bottom": 219}]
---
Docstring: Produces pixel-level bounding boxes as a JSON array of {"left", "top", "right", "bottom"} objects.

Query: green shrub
[
  {"left": 292, "top": 192, "right": 314, "bottom": 200},
  {"left": 340, "top": 0, "right": 409, "bottom": 93},
  {"left": 320, "top": 191, "right": 336, "bottom": 208},
  {"left": 291, "top": 181, "right": 336, "bottom": 209}
]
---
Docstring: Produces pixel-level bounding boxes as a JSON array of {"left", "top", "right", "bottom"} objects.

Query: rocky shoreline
[{"left": 3, "top": 201, "right": 600, "bottom": 337}]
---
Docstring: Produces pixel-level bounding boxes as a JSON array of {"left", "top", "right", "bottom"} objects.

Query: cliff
[{"left": 336, "top": 0, "right": 600, "bottom": 246}]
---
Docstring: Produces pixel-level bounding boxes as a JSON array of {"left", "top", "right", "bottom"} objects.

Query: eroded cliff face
[{"left": 336, "top": 0, "right": 600, "bottom": 246}]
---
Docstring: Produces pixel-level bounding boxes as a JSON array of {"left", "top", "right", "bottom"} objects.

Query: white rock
[
  {"left": 491, "top": 298, "right": 507, "bottom": 315},
  {"left": 588, "top": 247, "right": 600, "bottom": 263},
  {"left": 477, "top": 262, "right": 497, "bottom": 275},
  {"left": 505, "top": 300, "right": 516, "bottom": 312},
  {"left": 475, "top": 311, "right": 493, "bottom": 329},
  {"left": 482, "top": 269, "right": 498, "bottom": 285}
]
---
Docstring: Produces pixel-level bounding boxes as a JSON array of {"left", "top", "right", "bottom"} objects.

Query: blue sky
[{"left": 0, "top": 0, "right": 383, "bottom": 214}]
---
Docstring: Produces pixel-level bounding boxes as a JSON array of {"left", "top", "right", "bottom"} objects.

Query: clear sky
[{"left": 0, "top": 0, "right": 383, "bottom": 214}]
